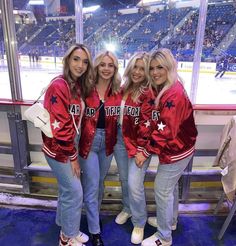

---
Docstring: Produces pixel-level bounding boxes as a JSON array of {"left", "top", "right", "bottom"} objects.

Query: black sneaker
[{"left": 91, "top": 233, "right": 104, "bottom": 246}]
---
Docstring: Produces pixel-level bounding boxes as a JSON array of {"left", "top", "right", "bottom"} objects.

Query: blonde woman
[
  {"left": 115, "top": 52, "right": 154, "bottom": 244},
  {"left": 42, "top": 44, "right": 94, "bottom": 246},
  {"left": 79, "top": 51, "right": 121, "bottom": 246},
  {"left": 142, "top": 48, "right": 198, "bottom": 246}
]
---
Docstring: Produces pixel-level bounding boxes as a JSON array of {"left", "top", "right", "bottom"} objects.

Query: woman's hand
[
  {"left": 135, "top": 152, "right": 147, "bottom": 168},
  {"left": 71, "top": 159, "right": 81, "bottom": 178}
]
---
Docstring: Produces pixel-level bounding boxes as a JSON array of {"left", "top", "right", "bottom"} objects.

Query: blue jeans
[
  {"left": 154, "top": 154, "right": 193, "bottom": 241},
  {"left": 45, "top": 155, "right": 83, "bottom": 238},
  {"left": 114, "top": 126, "right": 130, "bottom": 214},
  {"left": 79, "top": 129, "right": 113, "bottom": 234},
  {"left": 128, "top": 156, "right": 151, "bottom": 227}
]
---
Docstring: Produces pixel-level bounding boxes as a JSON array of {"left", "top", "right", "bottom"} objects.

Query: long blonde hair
[
  {"left": 149, "top": 48, "right": 181, "bottom": 106},
  {"left": 63, "top": 43, "right": 94, "bottom": 99},
  {"left": 123, "top": 52, "right": 150, "bottom": 102},
  {"left": 94, "top": 50, "right": 121, "bottom": 95}
]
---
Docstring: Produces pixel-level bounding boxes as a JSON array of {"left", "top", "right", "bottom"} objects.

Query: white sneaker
[
  {"left": 115, "top": 211, "right": 131, "bottom": 224},
  {"left": 131, "top": 227, "right": 144, "bottom": 244},
  {"left": 74, "top": 231, "right": 89, "bottom": 243},
  {"left": 142, "top": 233, "right": 172, "bottom": 246},
  {"left": 59, "top": 233, "right": 85, "bottom": 246},
  {"left": 60, "top": 231, "right": 88, "bottom": 245},
  {"left": 147, "top": 217, "right": 177, "bottom": 230}
]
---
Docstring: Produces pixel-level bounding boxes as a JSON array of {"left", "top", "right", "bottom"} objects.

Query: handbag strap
[
  {"left": 34, "top": 77, "right": 59, "bottom": 103},
  {"left": 36, "top": 76, "right": 82, "bottom": 134}
]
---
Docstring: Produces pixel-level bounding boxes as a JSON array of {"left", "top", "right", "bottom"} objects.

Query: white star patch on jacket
[
  {"left": 52, "top": 120, "right": 60, "bottom": 129},
  {"left": 157, "top": 121, "right": 166, "bottom": 131},
  {"left": 144, "top": 120, "right": 150, "bottom": 128}
]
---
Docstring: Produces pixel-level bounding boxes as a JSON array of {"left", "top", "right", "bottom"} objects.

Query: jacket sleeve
[
  {"left": 213, "top": 116, "right": 236, "bottom": 168},
  {"left": 149, "top": 92, "right": 189, "bottom": 155},
  {"left": 45, "top": 80, "right": 78, "bottom": 161},
  {"left": 136, "top": 90, "right": 154, "bottom": 158}
]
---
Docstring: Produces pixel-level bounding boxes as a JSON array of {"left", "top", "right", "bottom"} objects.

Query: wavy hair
[
  {"left": 62, "top": 43, "right": 94, "bottom": 99},
  {"left": 122, "top": 52, "right": 150, "bottom": 102},
  {"left": 149, "top": 48, "right": 182, "bottom": 106},
  {"left": 94, "top": 50, "right": 121, "bottom": 95}
]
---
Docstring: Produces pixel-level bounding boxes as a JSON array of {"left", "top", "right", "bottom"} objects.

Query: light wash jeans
[
  {"left": 79, "top": 128, "right": 113, "bottom": 234},
  {"left": 45, "top": 155, "right": 83, "bottom": 238},
  {"left": 114, "top": 126, "right": 131, "bottom": 214},
  {"left": 154, "top": 154, "right": 194, "bottom": 242},
  {"left": 128, "top": 156, "right": 151, "bottom": 227}
]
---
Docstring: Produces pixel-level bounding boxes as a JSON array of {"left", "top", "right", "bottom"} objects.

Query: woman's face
[
  {"left": 131, "top": 59, "right": 146, "bottom": 84},
  {"left": 149, "top": 59, "right": 168, "bottom": 86},
  {"left": 98, "top": 55, "right": 115, "bottom": 81},
  {"left": 69, "top": 48, "right": 89, "bottom": 80}
]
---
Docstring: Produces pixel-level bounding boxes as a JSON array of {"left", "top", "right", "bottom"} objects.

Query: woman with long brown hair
[{"left": 42, "top": 44, "right": 94, "bottom": 246}]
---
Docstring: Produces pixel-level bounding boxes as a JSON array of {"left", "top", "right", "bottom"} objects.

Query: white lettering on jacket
[
  {"left": 105, "top": 106, "right": 120, "bottom": 116},
  {"left": 85, "top": 107, "right": 96, "bottom": 116},
  {"left": 69, "top": 104, "right": 81, "bottom": 115},
  {"left": 123, "top": 106, "right": 140, "bottom": 117},
  {"left": 152, "top": 110, "right": 160, "bottom": 121}
]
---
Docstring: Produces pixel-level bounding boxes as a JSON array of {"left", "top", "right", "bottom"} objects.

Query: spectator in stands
[
  {"left": 142, "top": 48, "right": 198, "bottom": 246},
  {"left": 115, "top": 52, "right": 153, "bottom": 245},
  {"left": 79, "top": 51, "right": 121, "bottom": 246},
  {"left": 42, "top": 44, "right": 94, "bottom": 246}
]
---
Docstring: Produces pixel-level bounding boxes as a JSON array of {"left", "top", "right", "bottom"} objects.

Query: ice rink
[{"left": 0, "top": 60, "right": 236, "bottom": 104}]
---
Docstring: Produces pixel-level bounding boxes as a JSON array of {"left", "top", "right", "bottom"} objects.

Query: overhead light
[
  {"left": 105, "top": 43, "right": 116, "bottom": 52},
  {"left": 83, "top": 5, "right": 100, "bottom": 13},
  {"left": 137, "top": 0, "right": 161, "bottom": 6},
  {"left": 28, "top": 0, "right": 44, "bottom": 5}
]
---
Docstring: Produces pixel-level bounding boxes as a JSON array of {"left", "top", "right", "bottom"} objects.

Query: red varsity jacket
[
  {"left": 148, "top": 80, "right": 198, "bottom": 164},
  {"left": 122, "top": 87, "right": 154, "bottom": 158},
  {"left": 79, "top": 84, "right": 122, "bottom": 159},
  {"left": 42, "top": 76, "right": 84, "bottom": 162}
]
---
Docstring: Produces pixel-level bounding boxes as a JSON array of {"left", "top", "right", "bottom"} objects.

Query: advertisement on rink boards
[{"left": 4, "top": 55, "right": 236, "bottom": 74}]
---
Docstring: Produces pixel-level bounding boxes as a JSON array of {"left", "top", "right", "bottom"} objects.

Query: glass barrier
[
  {"left": 1, "top": 0, "right": 235, "bottom": 103},
  {"left": 0, "top": 17, "right": 11, "bottom": 99},
  {"left": 197, "top": 1, "right": 236, "bottom": 104},
  {"left": 13, "top": 0, "right": 65, "bottom": 100}
]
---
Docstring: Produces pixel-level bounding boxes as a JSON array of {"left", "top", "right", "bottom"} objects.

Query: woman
[
  {"left": 142, "top": 48, "right": 198, "bottom": 246},
  {"left": 79, "top": 51, "right": 121, "bottom": 246},
  {"left": 116, "top": 52, "right": 154, "bottom": 245},
  {"left": 42, "top": 44, "right": 94, "bottom": 246}
]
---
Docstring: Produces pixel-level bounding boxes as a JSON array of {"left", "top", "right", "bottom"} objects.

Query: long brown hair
[{"left": 62, "top": 43, "right": 94, "bottom": 99}]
